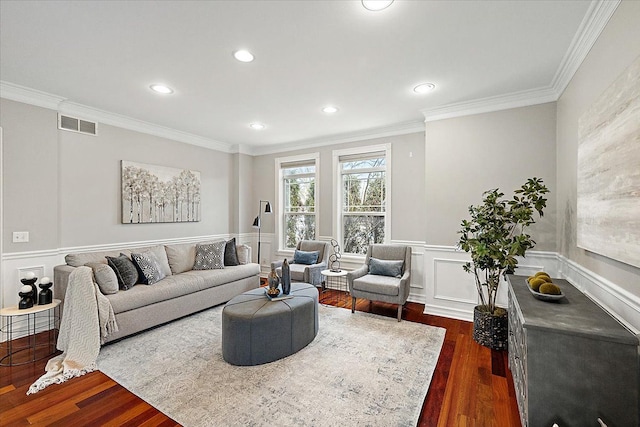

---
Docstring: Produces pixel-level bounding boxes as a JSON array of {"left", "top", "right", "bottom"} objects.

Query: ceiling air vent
[{"left": 58, "top": 114, "right": 98, "bottom": 136}]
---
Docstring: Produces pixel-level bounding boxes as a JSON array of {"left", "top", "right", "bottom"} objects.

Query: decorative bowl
[
  {"left": 266, "top": 288, "right": 280, "bottom": 297},
  {"left": 527, "top": 283, "right": 564, "bottom": 302}
]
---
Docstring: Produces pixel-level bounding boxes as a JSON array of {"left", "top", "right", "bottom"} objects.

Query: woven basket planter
[{"left": 473, "top": 306, "right": 508, "bottom": 351}]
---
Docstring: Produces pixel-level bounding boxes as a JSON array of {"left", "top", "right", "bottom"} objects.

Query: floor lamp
[{"left": 252, "top": 200, "right": 272, "bottom": 266}]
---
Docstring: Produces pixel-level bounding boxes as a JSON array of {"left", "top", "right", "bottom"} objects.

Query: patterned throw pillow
[
  {"left": 224, "top": 238, "right": 240, "bottom": 266},
  {"left": 106, "top": 254, "right": 139, "bottom": 290},
  {"left": 193, "top": 241, "right": 226, "bottom": 270},
  {"left": 131, "top": 251, "right": 166, "bottom": 285}
]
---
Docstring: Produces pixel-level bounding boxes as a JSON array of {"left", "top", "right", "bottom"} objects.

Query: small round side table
[
  {"left": 321, "top": 269, "right": 349, "bottom": 304},
  {"left": 0, "top": 299, "right": 61, "bottom": 366}
]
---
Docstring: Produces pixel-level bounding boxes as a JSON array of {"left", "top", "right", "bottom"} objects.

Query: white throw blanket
[{"left": 27, "top": 266, "right": 118, "bottom": 395}]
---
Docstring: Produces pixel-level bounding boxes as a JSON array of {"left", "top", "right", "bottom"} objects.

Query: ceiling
[{"left": 0, "top": 0, "right": 595, "bottom": 154}]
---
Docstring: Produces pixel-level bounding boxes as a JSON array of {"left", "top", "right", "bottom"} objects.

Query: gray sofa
[{"left": 54, "top": 241, "right": 260, "bottom": 343}]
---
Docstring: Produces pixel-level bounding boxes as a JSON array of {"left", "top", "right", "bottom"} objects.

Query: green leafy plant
[{"left": 458, "top": 178, "right": 549, "bottom": 315}]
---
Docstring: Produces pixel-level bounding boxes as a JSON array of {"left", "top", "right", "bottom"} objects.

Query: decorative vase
[
  {"left": 282, "top": 259, "right": 291, "bottom": 295},
  {"left": 18, "top": 285, "right": 35, "bottom": 309},
  {"left": 38, "top": 279, "right": 53, "bottom": 305},
  {"left": 472, "top": 305, "right": 508, "bottom": 351},
  {"left": 268, "top": 267, "right": 280, "bottom": 290},
  {"left": 20, "top": 277, "right": 38, "bottom": 306}
]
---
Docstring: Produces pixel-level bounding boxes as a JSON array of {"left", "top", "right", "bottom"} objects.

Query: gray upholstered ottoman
[{"left": 222, "top": 282, "right": 319, "bottom": 366}]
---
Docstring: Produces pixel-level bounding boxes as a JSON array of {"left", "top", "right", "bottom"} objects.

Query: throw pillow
[
  {"left": 193, "top": 241, "right": 226, "bottom": 270},
  {"left": 131, "top": 251, "right": 166, "bottom": 285},
  {"left": 164, "top": 243, "right": 197, "bottom": 274},
  {"left": 368, "top": 257, "right": 404, "bottom": 278},
  {"left": 106, "top": 254, "right": 139, "bottom": 290},
  {"left": 293, "top": 249, "right": 320, "bottom": 265},
  {"left": 224, "top": 238, "right": 240, "bottom": 266},
  {"left": 85, "top": 262, "right": 119, "bottom": 295}
]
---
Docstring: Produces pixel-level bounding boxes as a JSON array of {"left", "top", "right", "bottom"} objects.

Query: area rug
[{"left": 97, "top": 305, "right": 445, "bottom": 427}]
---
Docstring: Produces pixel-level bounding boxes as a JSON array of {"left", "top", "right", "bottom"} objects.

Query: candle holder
[
  {"left": 20, "top": 277, "right": 39, "bottom": 306},
  {"left": 18, "top": 285, "right": 35, "bottom": 309},
  {"left": 38, "top": 278, "right": 53, "bottom": 305}
]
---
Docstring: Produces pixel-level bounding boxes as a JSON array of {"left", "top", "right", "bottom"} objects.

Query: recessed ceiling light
[
  {"left": 413, "top": 83, "right": 436, "bottom": 94},
  {"left": 322, "top": 106, "right": 339, "bottom": 114},
  {"left": 249, "top": 123, "right": 265, "bottom": 130},
  {"left": 234, "top": 50, "right": 254, "bottom": 62},
  {"left": 150, "top": 84, "right": 174, "bottom": 94},
  {"left": 362, "top": 0, "right": 394, "bottom": 11}
]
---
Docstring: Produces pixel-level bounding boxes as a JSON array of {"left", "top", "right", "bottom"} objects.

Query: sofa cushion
[
  {"left": 368, "top": 257, "right": 403, "bottom": 278},
  {"left": 224, "top": 238, "right": 240, "bottom": 266},
  {"left": 144, "top": 245, "right": 172, "bottom": 277},
  {"left": 106, "top": 263, "right": 260, "bottom": 314},
  {"left": 293, "top": 250, "right": 319, "bottom": 265},
  {"left": 194, "top": 241, "right": 226, "bottom": 270},
  {"left": 106, "top": 254, "right": 139, "bottom": 290},
  {"left": 165, "top": 243, "right": 197, "bottom": 274},
  {"left": 131, "top": 251, "right": 166, "bottom": 285},
  {"left": 85, "top": 262, "right": 119, "bottom": 295},
  {"left": 353, "top": 274, "right": 400, "bottom": 297}
]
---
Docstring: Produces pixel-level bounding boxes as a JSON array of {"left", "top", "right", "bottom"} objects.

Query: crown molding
[
  {"left": 422, "top": 0, "right": 619, "bottom": 123},
  {"left": 1, "top": 81, "right": 234, "bottom": 153},
  {"left": 248, "top": 119, "right": 425, "bottom": 156},
  {"left": 0, "top": 81, "right": 66, "bottom": 110},
  {"left": 57, "top": 100, "right": 233, "bottom": 153},
  {"left": 550, "top": 0, "right": 620, "bottom": 97},
  {"left": 421, "top": 86, "right": 557, "bottom": 122}
]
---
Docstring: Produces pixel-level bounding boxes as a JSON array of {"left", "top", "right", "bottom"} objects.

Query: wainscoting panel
[{"left": 423, "top": 245, "right": 560, "bottom": 321}]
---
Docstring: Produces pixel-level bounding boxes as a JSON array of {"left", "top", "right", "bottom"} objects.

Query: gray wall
[
  {"left": 1, "top": 98, "right": 234, "bottom": 251},
  {"left": 251, "top": 132, "right": 426, "bottom": 245},
  {"left": 556, "top": 0, "right": 640, "bottom": 295},
  {"left": 425, "top": 102, "right": 558, "bottom": 251},
  {"left": 1, "top": 99, "right": 59, "bottom": 252}
]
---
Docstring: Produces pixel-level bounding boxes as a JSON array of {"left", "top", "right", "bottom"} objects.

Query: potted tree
[{"left": 458, "top": 177, "right": 549, "bottom": 350}]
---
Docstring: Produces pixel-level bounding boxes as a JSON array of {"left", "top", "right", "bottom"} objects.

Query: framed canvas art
[
  {"left": 577, "top": 56, "right": 640, "bottom": 268},
  {"left": 121, "top": 161, "right": 201, "bottom": 224}
]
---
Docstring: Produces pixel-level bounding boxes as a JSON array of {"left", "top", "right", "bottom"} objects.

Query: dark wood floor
[{"left": 1, "top": 287, "right": 521, "bottom": 427}]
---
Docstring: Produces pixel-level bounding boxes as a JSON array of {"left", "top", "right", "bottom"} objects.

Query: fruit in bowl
[{"left": 266, "top": 287, "right": 280, "bottom": 297}]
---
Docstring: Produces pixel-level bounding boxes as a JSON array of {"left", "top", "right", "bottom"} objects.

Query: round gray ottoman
[{"left": 222, "top": 282, "right": 319, "bottom": 366}]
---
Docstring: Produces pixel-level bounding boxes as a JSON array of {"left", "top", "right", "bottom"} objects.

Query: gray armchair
[
  {"left": 347, "top": 244, "right": 412, "bottom": 321},
  {"left": 271, "top": 240, "right": 331, "bottom": 287}
]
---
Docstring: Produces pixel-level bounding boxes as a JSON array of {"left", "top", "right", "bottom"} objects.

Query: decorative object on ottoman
[
  {"left": 329, "top": 239, "right": 342, "bottom": 272},
  {"left": 38, "top": 276, "right": 53, "bottom": 305},
  {"left": 222, "top": 282, "right": 319, "bottom": 366},
  {"left": 268, "top": 266, "right": 280, "bottom": 290},
  {"left": 18, "top": 285, "right": 35, "bottom": 309},
  {"left": 281, "top": 258, "right": 291, "bottom": 295},
  {"left": 21, "top": 272, "right": 39, "bottom": 306},
  {"left": 457, "top": 177, "right": 549, "bottom": 350}
]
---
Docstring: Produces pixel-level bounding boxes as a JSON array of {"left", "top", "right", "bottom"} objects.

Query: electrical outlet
[{"left": 13, "top": 231, "right": 29, "bottom": 243}]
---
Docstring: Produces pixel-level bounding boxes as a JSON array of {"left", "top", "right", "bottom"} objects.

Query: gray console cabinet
[{"left": 507, "top": 275, "right": 639, "bottom": 427}]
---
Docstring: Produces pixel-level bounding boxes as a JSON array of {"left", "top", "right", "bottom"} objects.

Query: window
[
  {"left": 334, "top": 145, "right": 391, "bottom": 255},
  {"left": 276, "top": 154, "right": 319, "bottom": 250}
]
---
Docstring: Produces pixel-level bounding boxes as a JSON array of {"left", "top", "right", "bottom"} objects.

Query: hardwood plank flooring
[{"left": 0, "top": 287, "right": 521, "bottom": 426}]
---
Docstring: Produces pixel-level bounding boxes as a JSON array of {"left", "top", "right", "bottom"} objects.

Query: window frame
[
  {"left": 333, "top": 144, "right": 392, "bottom": 256},
  {"left": 275, "top": 153, "right": 320, "bottom": 251}
]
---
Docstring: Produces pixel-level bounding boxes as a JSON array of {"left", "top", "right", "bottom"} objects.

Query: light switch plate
[{"left": 13, "top": 231, "right": 29, "bottom": 243}]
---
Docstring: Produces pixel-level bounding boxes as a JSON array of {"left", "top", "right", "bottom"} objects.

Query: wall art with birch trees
[{"left": 121, "top": 161, "right": 201, "bottom": 224}]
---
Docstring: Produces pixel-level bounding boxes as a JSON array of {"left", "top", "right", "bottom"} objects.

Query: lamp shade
[
  {"left": 252, "top": 216, "right": 260, "bottom": 228},
  {"left": 264, "top": 201, "right": 272, "bottom": 214}
]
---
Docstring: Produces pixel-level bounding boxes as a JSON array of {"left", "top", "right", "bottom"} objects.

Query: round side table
[
  {"left": 0, "top": 299, "right": 61, "bottom": 366},
  {"left": 321, "top": 269, "right": 349, "bottom": 304}
]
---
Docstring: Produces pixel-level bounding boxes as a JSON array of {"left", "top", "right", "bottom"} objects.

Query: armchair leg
[
  {"left": 351, "top": 296, "right": 356, "bottom": 313},
  {"left": 397, "top": 304, "right": 403, "bottom": 322}
]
